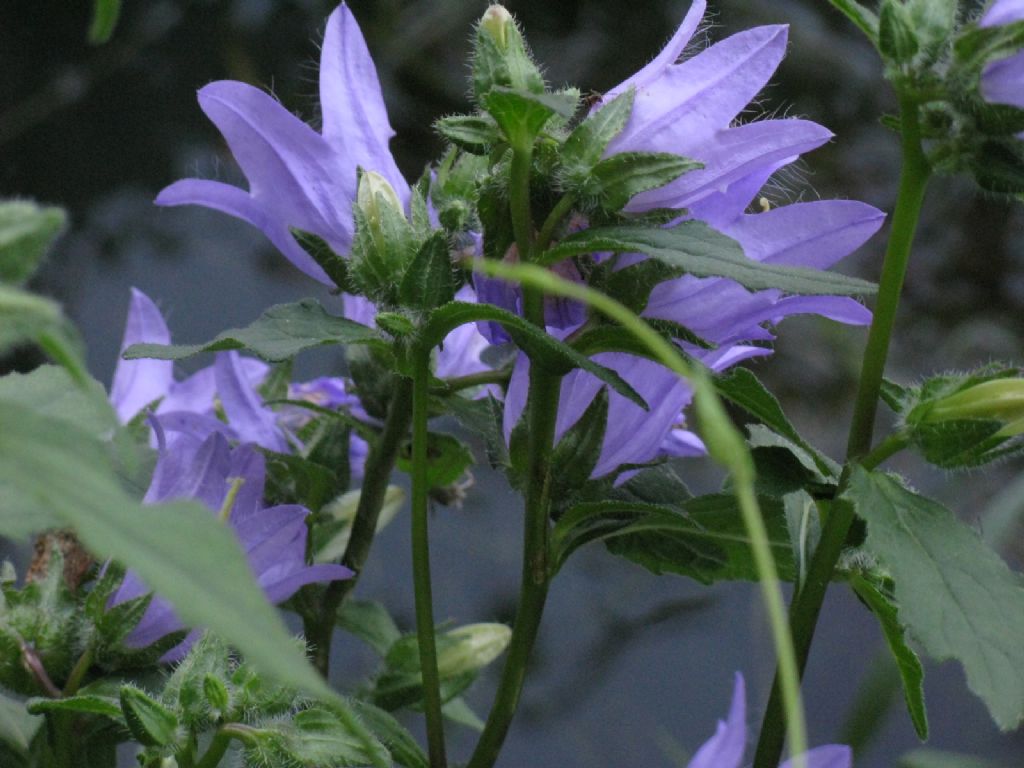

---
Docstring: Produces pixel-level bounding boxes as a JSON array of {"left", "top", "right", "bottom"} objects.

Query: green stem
[
  {"left": 194, "top": 729, "right": 233, "bottom": 768},
  {"left": 535, "top": 193, "right": 576, "bottom": 255},
  {"left": 860, "top": 432, "right": 909, "bottom": 471},
  {"left": 61, "top": 645, "right": 93, "bottom": 697},
  {"left": 436, "top": 367, "right": 511, "bottom": 394},
  {"left": 411, "top": 347, "right": 447, "bottom": 768},
  {"left": 308, "top": 377, "right": 414, "bottom": 678},
  {"left": 509, "top": 142, "right": 535, "bottom": 262},
  {"left": 466, "top": 290, "right": 560, "bottom": 768},
  {"left": 752, "top": 93, "right": 931, "bottom": 768}
]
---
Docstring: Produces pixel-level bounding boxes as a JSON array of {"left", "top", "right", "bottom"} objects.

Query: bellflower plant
[{"left": 5, "top": 2, "right": 1024, "bottom": 768}]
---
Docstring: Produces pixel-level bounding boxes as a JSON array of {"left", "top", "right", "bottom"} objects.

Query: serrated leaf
[
  {"left": 716, "top": 367, "right": 839, "bottom": 478},
  {"left": 827, "top": 0, "right": 880, "bottom": 41},
  {"left": 291, "top": 228, "right": 352, "bottom": 292},
  {"left": 336, "top": 600, "right": 402, "bottom": 657},
  {"left": 483, "top": 87, "right": 576, "bottom": 149},
  {"left": 562, "top": 88, "right": 636, "bottom": 168},
  {"left": 125, "top": 299, "right": 384, "bottom": 363},
  {"left": 549, "top": 388, "right": 608, "bottom": 503},
  {"left": 0, "top": 404, "right": 332, "bottom": 701},
  {"left": 879, "top": 0, "right": 919, "bottom": 62},
  {"left": 0, "top": 201, "right": 66, "bottom": 285},
  {"left": 845, "top": 467, "right": 1024, "bottom": 730},
  {"left": 0, "top": 284, "right": 87, "bottom": 383},
  {"left": 398, "top": 232, "right": 456, "bottom": 310},
  {"left": 542, "top": 222, "right": 877, "bottom": 296},
  {"left": 850, "top": 574, "right": 928, "bottom": 739},
  {"left": 243, "top": 706, "right": 390, "bottom": 768},
  {"left": 421, "top": 301, "right": 647, "bottom": 409},
  {"left": 591, "top": 152, "right": 701, "bottom": 211}
]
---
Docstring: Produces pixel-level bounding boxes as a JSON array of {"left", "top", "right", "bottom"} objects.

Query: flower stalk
[
  {"left": 752, "top": 91, "right": 931, "bottom": 768},
  {"left": 411, "top": 344, "right": 447, "bottom": 768}
]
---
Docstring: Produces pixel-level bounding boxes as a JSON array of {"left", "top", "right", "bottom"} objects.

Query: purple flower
[
  {"left": 689, "top": 673, "right": 851, "bottom": 768},
  {"left": 155, "top": 4, "right": 406, "bottom": 285},
  {"left": 500, "top": 2, "right": 883, "bottom": 480},
  {"left": 112, "top": 429, "right": 352, "bottom": 660},
  {"left": 979, "top": 0, "right": 1024, "bottom": 115}
]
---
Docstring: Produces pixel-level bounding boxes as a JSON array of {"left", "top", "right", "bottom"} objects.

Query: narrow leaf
[
  {"left": 591, "top": 152, "right": 701, "bottom": 210},
  {"left": 562, "top": 88, "right": 636, "bottom": 167},
  {"left": 828, "top": 0, "right": 881, "bottom": 41}
]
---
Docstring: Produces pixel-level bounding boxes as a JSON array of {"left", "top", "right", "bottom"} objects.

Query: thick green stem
[
  {"left": 308, "top": 377, "right": 414, "bottom": 677},
  {"left": 509, "top": 144, "right": 535, "bottom": 262},
  {"left": 411, "top": 347, "right": 447, "bottom": 768},
  {"left": 194, "top": 729, "right": 233, "bottom": 768},
  {"left": 752, "top": 93, "right": 931, "bottom": 768},
  {"left": 535, "top": 193, "right": 576, "bottom": 254}
]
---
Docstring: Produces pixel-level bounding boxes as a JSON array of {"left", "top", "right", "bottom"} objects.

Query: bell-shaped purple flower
[
  {"left": 112, "top": 429, "right": 352, "bottom": 660},
  {"left": 979, "top": 0, "right": 1024, "bottom": 115},
  {"left": 688, "top": 673, "right": 851, "bottom": 768},
  {"left": 501, "top": 2, "right": 883, "bottom": 480},
  {"left": 156, "top": 4, "right": 407, "bottom": 285}
]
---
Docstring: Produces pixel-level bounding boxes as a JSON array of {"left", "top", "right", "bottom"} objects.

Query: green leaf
[
  {"left": 591, "top": 152, "right": 701, "bottom": 211},
  {"left": 0, "top": 403, "right": 332, "bottom": 701},
  {"left": 716, "top": 367, "right": 839, "bottom": 478},
  {"left": 444, "top": 394, "right": 510, "bottom": 469},
  {"left": 240, "top": 706, "right": 390, "bottom": 768},
  {"left": 441, "top": 696, "right": 485, "bottom": 732},
  {"left": 748, "top": 426, "right": 836, "bottom": 496},
  {"left": 548, "top": 388, "right": 608, "bottom": 503},
  {"left": 27, "top": 694, "right": 123, "bottom": 722},
  {"left": 397, "top": 432, "right": 474, "bottom": 488},
  {"left": 541, "top": 222, "right": 877, "bottom": 296},
  {"left": 0, "top": 284, "right": 87, "bottom": 383},
  {"left": 0, "top": 365, "right": 115, "bottom": 436},
  {"left": 784, "top": 491, "right": 821, "bottom": 591},
  {"left": 88, "top": 0, "right": 122, "bottom": 43},
  {"left": 845, "top": 467, "right": 1024, "bottom": 730},
  {"left": 879, "top": 0, "right": 919, "bottom": 63},
  {"left": 421, "top": 301, "right": 647, "bottom": 409},
  {"left": 850, "top": 574, "right": 928, "bottom": 739},
  {"left": 291, "top": 228, "right": 352, "bottom": 292},
  {"left": 483, "top": 87, "right": 576, "bottom": 149},
  {"left": 0, "top": 693, "right": 40, "bottom": 755},
  {"left": 435, "top": 115, "right": 503, "bottom": 153},
  {"left": 562, "top": 88, "right": 636, "bottom": 169},
  {"left": 899, "top": 749, "right": 1007, "bottom": 768},
  {"left": 398, "top": 232, "right": 456, "bottom": 310},
  {"left": 350, "top": 700, "right": 429, "bottom": 768},
  {"left": 0, "top": 201, "right": 66, "bottom": 285},
  {"left": 124, "top": 298, "right": 384, "bottom": 363},
  {"left": 119, "top": 686, "right": 178, "bottom": 747},
  {"left": 336, "top": 600, "right": 402, "bottom": 657},
  {"left": 827, "top": 0, "right": 880, "bottom": 42}
]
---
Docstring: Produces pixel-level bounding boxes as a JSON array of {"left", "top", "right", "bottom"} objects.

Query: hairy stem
[
  {"left": 411, "top": 347, "right": 447, "bottom": 768},
  {"left": 308, "top": 377, "right": 414, "bottom": 678},
  {"left": 752, "top": 92, "right": 930, "bottom": 768}
]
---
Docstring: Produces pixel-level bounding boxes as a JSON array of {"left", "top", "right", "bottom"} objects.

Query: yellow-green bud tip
[
  {"left": 480, "top": 5, "right": 513, "bottom": 49},
  {"left": 925, "top": 378, "right": 1024, "bottom": 425},
  {"left": 357, "top": 171, "right": 403, "bottom": 220}
]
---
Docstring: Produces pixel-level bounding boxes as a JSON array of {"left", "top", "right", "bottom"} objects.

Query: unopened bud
[
  {"left": 357, "top": 171, "right": 404, "bottom": 225},
  {"left": 924, "top": 378, "right": 1024, "bottom": 427},
  {"left": 352, "top": 171, "right": 417, "bottom": 304},
  {"left": 479, "top": 5, "right": 513, "bottom": 50},
  {"left": 437, "top": 623, "right": 511, "bottom": 677}
]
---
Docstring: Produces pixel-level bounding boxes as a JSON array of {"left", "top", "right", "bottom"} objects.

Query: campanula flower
[
  {"left": 689, "top": 674, "right": 851, "bottom": 768},
  {"left": 112, "top": 429, "right": 352, "bottom": 659},
  {"left": 155, "top": 4, "right": 406, "bottom": 285},
  {"left": 979, "top": 0, "right": 1024, "bottom": 113},
  {"left": 502, "top": 1, "right": 883, "bottom": 479}
]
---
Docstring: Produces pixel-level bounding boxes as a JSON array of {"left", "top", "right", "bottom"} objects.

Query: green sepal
[
  {"left": 435, "top": 115, "right": 503, "bottom": 154},
  {"left": 0, "top": 200, "right": 66, "bottom": 286},
  {"left": 483, "top": 87, "right": 577, "bottom": 150},
  {"left": 290, "top": 228, "right": 354, "bottom": 293},
  {"left": 542, "top": 222, "right": 877, "bottom": 296},
  {"left": 562, "top": 88, "right": 635, "bottom": 169},
  {"left": 398, "top": 232, "right": 457, "bottom": 311},
  {"left": 589, "top": 152, "right": 701, "bottom": 211},
  {"left": 125, "top": 299, "right": 386, "bottom": 363},
  {"left": 238, "top": 705, "right": 391, "bottom": 768},
  {"left": 202, "top": 675, "right": 230, "bottom": 718},
  {"left": 879, "top": 0, "right": 920, "bottom": 64},
  {"left": 955, "top": 19, "right": 1024, "bottom": 72},
  {"left": 472, "top": 8, "right": 545, "bottom": 100},
  {"left": 119, "top": 686, "right": 179, "bottom": 747}
]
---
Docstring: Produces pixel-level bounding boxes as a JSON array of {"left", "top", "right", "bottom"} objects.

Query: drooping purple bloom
[
  {"left": 155, "top": 4, "right": 406, "bottom": 285},
  {"left": 500, "top": 2, "right": 883, "bottom": 480},
  {"left": 979, "top": 0, "right": 1024, "bottom": 116},
  {"left": 112, "top": 429, "right": 352, "bottom": 660},
  {"left": 688, "top": 674, "right": 851, "bottom": 768}
]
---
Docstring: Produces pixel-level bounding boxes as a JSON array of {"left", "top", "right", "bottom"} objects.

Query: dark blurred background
[{"left": 2, "top": 0, "right": 1023, "bottom": 765}]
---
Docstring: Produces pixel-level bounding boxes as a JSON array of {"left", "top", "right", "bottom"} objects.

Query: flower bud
[
  {"left": 922, "top": 378, "right": 1024, "bottom": 428},
  {"left": 351, "top": 171, "right": 417, "bottom": 305},
  {"left": 479, "top": 6, "right": 512, "bottom": 50},
  {"left": 472, "top": 5, "right": 544, "bottom": 99},
  {"left": 437, "top": 623, "right": 511, "bottom": 678}
]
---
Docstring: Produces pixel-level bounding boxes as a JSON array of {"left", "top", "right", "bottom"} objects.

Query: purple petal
[
  {"left": 110, "top": 288, "right": 175, "bottom": 423},
  {"left": 343, "top": 292, "right": 377, "bottom": 326},
  {"left": 156, "top": 178, "right": 333, "bottom": 286},
  {"left": 602, "top": 0, "right": 707, "bottom": 102},
  {"left": 981, "top": 0, "right": 1024, "bottom": 27},
  {"left": 150, "top": 411, "right": 238, "bottom": 444},
  {"left": 628, "top": 119, "right": 832, "bottom": 211},
  {"left": 320, "top": 5, "right": 408, "bottom": 198},
  {"left": 687, "top": 672, "right": 747, "bottom": 768},
  {"left": 716, "top": 200, "right": 885, "bottom": 270},
  {"left": 781, "top": 745, "right": 853, "bottom": 768},
  {"left": 143, "top": 431, "right": 233, "bottom": 509},
  {"left": 214, "top": 351, "right": 290, "bottom": 453},
  {"left": 262, "top": 563, "right": 354, "bottom": 604},
  {"left": 982, "top": 50, "right": 1024, "bottom": 109},
  {"left": 687, "top": 158, "right": 791, "bottom": 227},
  {"left": 608, "top": 25, "right": 789, "bottom": 155}
]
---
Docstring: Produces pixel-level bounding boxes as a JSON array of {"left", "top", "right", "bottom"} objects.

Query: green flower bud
[
  {"left": 479, "top": 6, "right": 512, "bottom": 50},
  {"left": 350, "top": 171, "right": 418, "bottom": 305},
  {"left": 923, "top": 378, "right": 1024, "bottom": 427},
  {"left": 437, "top": 623, "right": 511, "bottom": 678},
  {"left": 472, "top": 5, "right": 544, "bottom": 99}
]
